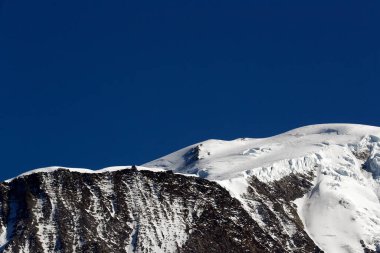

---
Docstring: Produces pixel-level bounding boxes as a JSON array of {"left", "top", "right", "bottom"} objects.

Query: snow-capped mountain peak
[
  {"left": 144, "top": 124, "right": 380, "bottom": 253},
  {"left": 1, "top": 124, "right": 379, "bottom": 253},
  {"left": 144, "top": 124, "right": 380, "bottom": 180}
]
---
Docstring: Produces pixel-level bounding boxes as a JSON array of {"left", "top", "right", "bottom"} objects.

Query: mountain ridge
[{"left": 1, "top": 124, "right": 380, "bottom": 253}]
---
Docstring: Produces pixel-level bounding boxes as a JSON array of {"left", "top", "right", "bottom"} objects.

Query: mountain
[
  {"left": 145, "top": 124, "right": 380, "bottom": 253},
  {"left": 1, "top": 124, "right": 380, "bottom": 253}
]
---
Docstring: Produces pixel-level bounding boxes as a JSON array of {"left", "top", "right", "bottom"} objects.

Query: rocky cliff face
[{"left": 0, "top": 167, "right": 320, "bottom": 253}]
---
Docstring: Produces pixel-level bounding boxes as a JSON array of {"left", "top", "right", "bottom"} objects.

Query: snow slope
[{"left": 144, "top": 124, "right": 380, "bottom": 253}]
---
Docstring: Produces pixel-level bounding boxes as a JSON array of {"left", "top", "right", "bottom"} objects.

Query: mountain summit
[
  {"left": 145, "top": 124, "right": 380, "bottom": 253},
  {"left": 1, "top": 124, "right": 379, "bottom": 253}
]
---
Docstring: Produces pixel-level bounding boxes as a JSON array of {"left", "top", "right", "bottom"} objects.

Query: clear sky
[{"left": 0, "top": 0, "right": 379, "bottom": 180}]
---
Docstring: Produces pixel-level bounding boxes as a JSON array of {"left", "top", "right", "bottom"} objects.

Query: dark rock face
[
  {"left": 0, "top": 169, "right": 319, "bottom": 253},
  {"left": 242, "top": 172, "right": 322, "bottom": 253}
]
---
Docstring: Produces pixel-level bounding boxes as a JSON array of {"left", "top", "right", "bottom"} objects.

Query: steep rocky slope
[{"left": 0, "top": 167, "right": 319, "bottom": 253}]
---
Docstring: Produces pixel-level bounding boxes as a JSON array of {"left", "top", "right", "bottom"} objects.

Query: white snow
[
  {"left": 144, "top": 124, "right": 380, "bottom": 181},
  {"left": 144, "top": 124, "right": 380, "bottom": 253}
]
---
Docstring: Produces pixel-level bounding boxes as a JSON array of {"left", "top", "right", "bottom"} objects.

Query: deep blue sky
[{"left": 0, "top": 0, "right": 379, "bottom": 180}]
